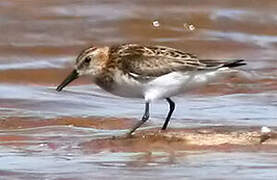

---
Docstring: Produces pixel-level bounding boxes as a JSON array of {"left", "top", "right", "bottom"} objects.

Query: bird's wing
[{"left": 112, "top": 44, "right": 229, "bottom": 78}]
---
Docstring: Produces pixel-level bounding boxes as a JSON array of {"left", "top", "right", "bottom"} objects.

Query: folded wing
[{"left": 111, "top": 44, "right": 245, "bottom": 78}]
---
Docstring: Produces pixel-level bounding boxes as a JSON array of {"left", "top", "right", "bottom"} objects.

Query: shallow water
[{"left": 0, "top": 0, "right": 277, "bottom": 179}]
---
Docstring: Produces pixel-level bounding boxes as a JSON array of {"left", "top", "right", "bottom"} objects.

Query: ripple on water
[
  {"left": 0, "top": 82, "right": 276, "bottom": 125},
  {"left": 1, "top": 0, "right": 277, "bottom": 179}
]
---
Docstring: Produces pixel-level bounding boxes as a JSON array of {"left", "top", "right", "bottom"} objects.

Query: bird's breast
[
  {"left": 95, "top": 71, "right": 145, "bottom": 98},
  {"left": 94, "top": 71, "right": 114, "bottom": 92}
]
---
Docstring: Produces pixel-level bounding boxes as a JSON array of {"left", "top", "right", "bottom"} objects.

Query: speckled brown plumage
[
  {"left": 106, "top": 44, "right": 244, "bottom": 78},
  {"left": 57, "top": 43, "right": 245, "bottom": 135}
]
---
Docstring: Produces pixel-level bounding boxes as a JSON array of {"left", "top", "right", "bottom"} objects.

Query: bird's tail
[
  {"left": 199, "top": 59, "right": 246, "bottom": 69},
  {"left": 222, "top": 59, "right": 246, "bottom": 68}
]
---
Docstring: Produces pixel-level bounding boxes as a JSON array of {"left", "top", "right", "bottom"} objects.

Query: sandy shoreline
[{"left": 1, "top": 117, "right": 276, "bottom": 153}]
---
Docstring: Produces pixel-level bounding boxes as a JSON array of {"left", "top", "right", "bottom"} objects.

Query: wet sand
[{"left": 1, "top": 0, "right": 277, "bottom": 179}]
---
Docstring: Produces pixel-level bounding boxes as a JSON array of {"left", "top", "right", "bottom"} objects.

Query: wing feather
[{"left": 109, "top": 44, "right": 244, "bottom": 78}]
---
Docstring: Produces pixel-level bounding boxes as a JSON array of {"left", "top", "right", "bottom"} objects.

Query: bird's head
[{"left": 56, "top": 46, "right": 109, "bottom": 92}]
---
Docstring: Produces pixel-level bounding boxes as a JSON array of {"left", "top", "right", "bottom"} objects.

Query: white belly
[
  {"left": 108, "top": 73, "right": 145, "bottom": 98},
  {"left": 107, "top": 68, "right": 238, "bottom": 101},
  {"left": 144, "top": 68, "right": 237, "bottom": 101}
]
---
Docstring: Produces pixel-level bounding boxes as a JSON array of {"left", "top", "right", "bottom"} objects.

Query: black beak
[{"left": 56, "top": 70, "right": 79, "bottom": 92}]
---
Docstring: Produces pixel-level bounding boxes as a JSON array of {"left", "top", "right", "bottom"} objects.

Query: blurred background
[{"left": 0, "top": 0, "right": 277, "bottom": 179}]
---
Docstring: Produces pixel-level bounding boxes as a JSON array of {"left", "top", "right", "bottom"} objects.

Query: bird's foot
[
  {"left": 126, "top": 131, "right": 135, "bottom": 138},
  {"left": 159, "top": 128, "right": 167, "bottom": 133}
]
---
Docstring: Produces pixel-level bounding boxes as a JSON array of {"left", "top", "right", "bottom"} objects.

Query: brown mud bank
[
  {"left": 1, "top": 117, "right": 276, "bottom": 153},
  {"left": 82, "top": 126, "right": 277, "bottom": 153},
  {"left": 0, "top": 117, "right": 135, "bottom": 130}
]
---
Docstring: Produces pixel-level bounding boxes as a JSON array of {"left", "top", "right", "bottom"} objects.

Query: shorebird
[{"left": 56, "top": 44, "right": 245, "bottom": 135}]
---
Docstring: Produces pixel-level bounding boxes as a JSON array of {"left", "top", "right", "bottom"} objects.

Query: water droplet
[
  {"left": 261, "top": 126, "right": 271, "bottom": 133},
  {"left": 184, "top": 23, "right": 195, "bottom": 31},
  {"left": 189, "top": 24, "right": 195, "bottom": 31},
  {"left": 152, "top": 20, "right": 160, "bottom": 28}
]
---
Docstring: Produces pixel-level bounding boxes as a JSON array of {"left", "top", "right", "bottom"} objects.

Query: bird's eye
[{"left": 84, "top": 57, "right": 91, "bottom": 64}]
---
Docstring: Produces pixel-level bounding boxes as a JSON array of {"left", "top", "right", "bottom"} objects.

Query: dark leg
[
  {"left": 161, "top": 98, "right": 175, "bottom": 130},
  {"left": 128, "top": 102, "right": 150, "bottom": 135}
]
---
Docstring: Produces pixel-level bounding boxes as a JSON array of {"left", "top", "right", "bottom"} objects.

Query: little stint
[{"left": 56, "top": 44, "right": 246, "bottom": 135}]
